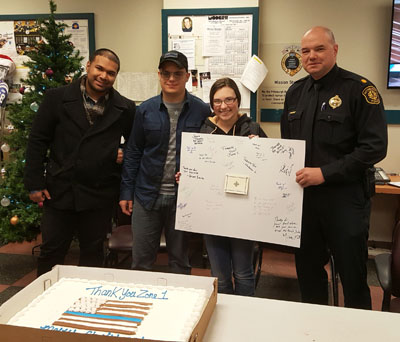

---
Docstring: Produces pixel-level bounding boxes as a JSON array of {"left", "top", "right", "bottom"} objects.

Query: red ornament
[
  {"left": 19, "top": 86, "right": 25, "bottom": 94},
  {"left": 45, "top": 68, "right": 54, "bottom": 77},
  {"left": 38, "top": 201, "right": 43, "bottom": 208}
]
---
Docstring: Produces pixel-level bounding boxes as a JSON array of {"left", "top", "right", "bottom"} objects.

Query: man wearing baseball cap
[{"left": 120, "top": 51, "right": 210, "bottom": 274}]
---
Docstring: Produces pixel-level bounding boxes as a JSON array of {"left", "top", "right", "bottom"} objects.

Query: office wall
[
  {"left": 164, "top": 0, "right": 258, "bottom": 9},
  {"left": 2, "top": 0, "right": 398, "bottom": 242},
  {"left": 166, "top": 0, "right": 399, "bottom": 172},
  {"left": 3, "top": 0, "right": 398, "bottom": 172},
  {"left": 1, "top": 0, "right": 163, "bottom": 72},
  {"left": 166, "top": 0, "right": 399, "bottom": 244},
  {"left": 258, "top": 0, "right": 400, "bottom": 173}
]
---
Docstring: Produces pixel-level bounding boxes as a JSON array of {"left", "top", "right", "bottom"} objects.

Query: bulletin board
[
  {"left": 0, "top": 13, "right": 95, "bottom": 103},
  {"left": 0, "top": 13, "right": 95, "bottom": 63},
  {"left": 162, "top": 8, "right": 259, "bottom": 120}
]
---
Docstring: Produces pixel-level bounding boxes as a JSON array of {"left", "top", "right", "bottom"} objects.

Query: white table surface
[{"left": 203, "top": 294, "right": 400, "bottom": 341}]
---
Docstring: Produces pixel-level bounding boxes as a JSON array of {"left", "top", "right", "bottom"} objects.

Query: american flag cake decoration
[{"left": 52, "top": 297, "right": 153, "bottom": 335}]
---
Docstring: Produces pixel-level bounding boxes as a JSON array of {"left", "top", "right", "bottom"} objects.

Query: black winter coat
[
  {"left": 200, "top": 114, "right": 267, "bottom": 137},
  {"left": 24, "top": 78, "right": 136, "bottom": 211}
]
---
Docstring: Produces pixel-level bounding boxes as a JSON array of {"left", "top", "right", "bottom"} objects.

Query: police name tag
[{"left": 224, "top": 174, "right": 249, "bottom": 195}]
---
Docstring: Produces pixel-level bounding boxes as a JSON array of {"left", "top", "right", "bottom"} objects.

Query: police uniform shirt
[{"left": 281, "top": 64, "right": 388, "bottom": 184}]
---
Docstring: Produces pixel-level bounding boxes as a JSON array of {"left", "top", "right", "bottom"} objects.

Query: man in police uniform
[{"left": 281, "top": 26, "right": 387, "bottom": 309}]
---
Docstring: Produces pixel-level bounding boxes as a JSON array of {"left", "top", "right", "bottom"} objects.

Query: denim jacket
[{"left": 120, "top": 92, "right": 210, "bottom": 210}]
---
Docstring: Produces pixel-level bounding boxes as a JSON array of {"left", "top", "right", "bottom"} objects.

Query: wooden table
[
  {"left": 374, "top": 175, "right": 400, "bottom": 240},
  {"left": 376, "top": 175, "right": 400, "bottom": 195}
]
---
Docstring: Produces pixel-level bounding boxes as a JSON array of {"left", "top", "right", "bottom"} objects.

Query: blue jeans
[
  {"left": 131, "top": 194, "right": 191, "bottom": 274},
  {"left": 204, "top": 234, "right": 255, "bottom": 296}
]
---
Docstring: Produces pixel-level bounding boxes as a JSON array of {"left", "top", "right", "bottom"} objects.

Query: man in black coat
[{"left": 24, "top": 48, "right": 135, "bottom": 276}]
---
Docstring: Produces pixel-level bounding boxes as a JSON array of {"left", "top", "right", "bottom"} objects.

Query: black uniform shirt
[{"left": 281, "top": 64, "right": 388, "bottom": 184}]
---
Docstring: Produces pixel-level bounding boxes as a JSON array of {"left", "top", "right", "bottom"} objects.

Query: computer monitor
[{"left": 388, "top": 0, "right": 400, "bottom": 88}]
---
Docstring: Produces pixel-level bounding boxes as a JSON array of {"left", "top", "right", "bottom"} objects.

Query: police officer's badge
[
  {"left": 329, "top": 95, "right": 342, "bottom": 109},
  {"left": 281, "top": 46, "right": 302, "bottom": 76},
  {"left": 362, "top": 86, "right": 380, "bottom": 105}
]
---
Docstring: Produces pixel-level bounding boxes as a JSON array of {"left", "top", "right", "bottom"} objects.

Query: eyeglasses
[
  {"left": 213, "top": 97, "right": 237, "bottom": 106},
  {"left": 160, "top": 71, "right": 186, "bottom": 80}
]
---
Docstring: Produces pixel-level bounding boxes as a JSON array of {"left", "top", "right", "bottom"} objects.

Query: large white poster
[{"left": 176, "top": 133, "right": 305, "bottom": 247}]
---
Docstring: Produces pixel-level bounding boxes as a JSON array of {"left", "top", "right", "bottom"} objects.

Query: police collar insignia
[
  {"left": 329, "top": 95, "right": 342, "bottom": 109},
  {"left": 362, "top": 86, "right": 380, "bottom": 105}
]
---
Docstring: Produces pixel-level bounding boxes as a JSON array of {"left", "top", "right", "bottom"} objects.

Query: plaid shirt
[{"left": 80, "top": 76, "right": 109, "bottom": 125}]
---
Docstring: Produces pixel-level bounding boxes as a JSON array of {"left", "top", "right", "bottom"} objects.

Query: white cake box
[{"left": 0, "top": 265, "right": 217, "bottom": 342}]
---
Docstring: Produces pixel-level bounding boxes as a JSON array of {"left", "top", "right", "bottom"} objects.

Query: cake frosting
[{"left": 7, "top": 278, "right": 208, "bottom": 341}]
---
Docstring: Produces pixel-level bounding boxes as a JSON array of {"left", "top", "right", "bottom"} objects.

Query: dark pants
[
  {"left": 296, "top": 182, "right": 371, "bottom": 309},
  {"left": 131, "top": 194, "right": 191, "bottom": 274},
  {"left": 37, "top": 205, "right": 113, "bottom": 276}
]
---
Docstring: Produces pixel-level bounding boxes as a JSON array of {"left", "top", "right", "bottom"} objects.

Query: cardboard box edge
[
  {"left": 188, "top": 278, "right": 218, "bottom": 342},
  {"left": 0, "top": 265, "right": 217, "bottom": 342}
]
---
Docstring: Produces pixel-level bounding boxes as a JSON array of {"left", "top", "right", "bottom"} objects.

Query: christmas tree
[{"left": 0, "top": 0, "right": 83, "bottom": 243}]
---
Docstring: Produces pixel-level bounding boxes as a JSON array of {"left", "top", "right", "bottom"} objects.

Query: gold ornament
[
  {"left": 10, "top": 215, "right": 19, "bottom": 225},
  {"left": 1, "top": 143, "right": 10, "bottom": 153}
]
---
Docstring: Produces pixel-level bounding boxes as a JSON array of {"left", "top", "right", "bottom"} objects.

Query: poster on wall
[
  {"left": 0, "top": 21, "right": 17, "bottom": 55},
  {"left": 259, "top": 43, "right": 307, "bottom": 110},
  {"left": 0, "top": 17, "right": 91, "bottom": 103},
  {"left": 1, "top": 19, "right": 90, "bottom": 62},
  {"left": 59, "top": 19, "right": 90, "bottom": 66}
]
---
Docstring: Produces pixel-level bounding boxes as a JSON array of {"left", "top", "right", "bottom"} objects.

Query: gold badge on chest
[{"left": 328, "top": 95, "right": 342, "bottom": 109}]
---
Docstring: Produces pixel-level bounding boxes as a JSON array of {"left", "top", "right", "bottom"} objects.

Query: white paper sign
[
  {"left": 115, "top": 72, "right": 159, "bottom": 102},
  {"left": 203, "top": 24, "right": 225, "bottom": 56},
  {"left": 176, "top": 133, "right": 305, "bottom": 247},
  {"left": 240, "top": 55, "right": 268, "bottom": 93},
  {"left": 172, "top": 38, "right": 196, "bottom": 70}
]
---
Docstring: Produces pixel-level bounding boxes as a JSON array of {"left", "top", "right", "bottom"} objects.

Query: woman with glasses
[{"left": 200, "top": 77, "right": 267, "bottom": 296}]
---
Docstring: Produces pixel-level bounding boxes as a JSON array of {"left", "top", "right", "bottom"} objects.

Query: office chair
[
  {"left": 103, "top": 206, "right": 132, "bottom": 267},
  {"left": 253, "top": 243, "right": 263, "bottom": 289},
  {"left": 374, "top": 220, "right": 400, "bottom": 312},
  {"left": 329, "top": 252, "right": 339, "bottom": 306},
  {"left": 104, "top": 224, "right": 133, "bottom": 267},
  {"left": 103, "top": 206, "right": 169, "bottom": 268}
]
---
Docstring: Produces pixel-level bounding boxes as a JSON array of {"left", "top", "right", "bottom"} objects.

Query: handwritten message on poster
[{"left": 176, "top": 133, "right": 305, "bottom": 247}]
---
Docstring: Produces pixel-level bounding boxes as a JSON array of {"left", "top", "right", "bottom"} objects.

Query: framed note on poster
[{"left": 176, "top": 133, "right": 305, "bottom": 248}]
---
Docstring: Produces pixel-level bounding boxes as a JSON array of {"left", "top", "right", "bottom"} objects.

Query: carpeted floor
[
  {"left": 0, "top": 253, "right": 37, "bottom": 284},
  {"left": 0, "top": 238, "right": 385, "bottom": 309}
]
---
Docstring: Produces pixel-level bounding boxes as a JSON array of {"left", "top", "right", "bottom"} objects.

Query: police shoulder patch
[{"left": 362, "top": 86, "right": 380, "bottom": 105}]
